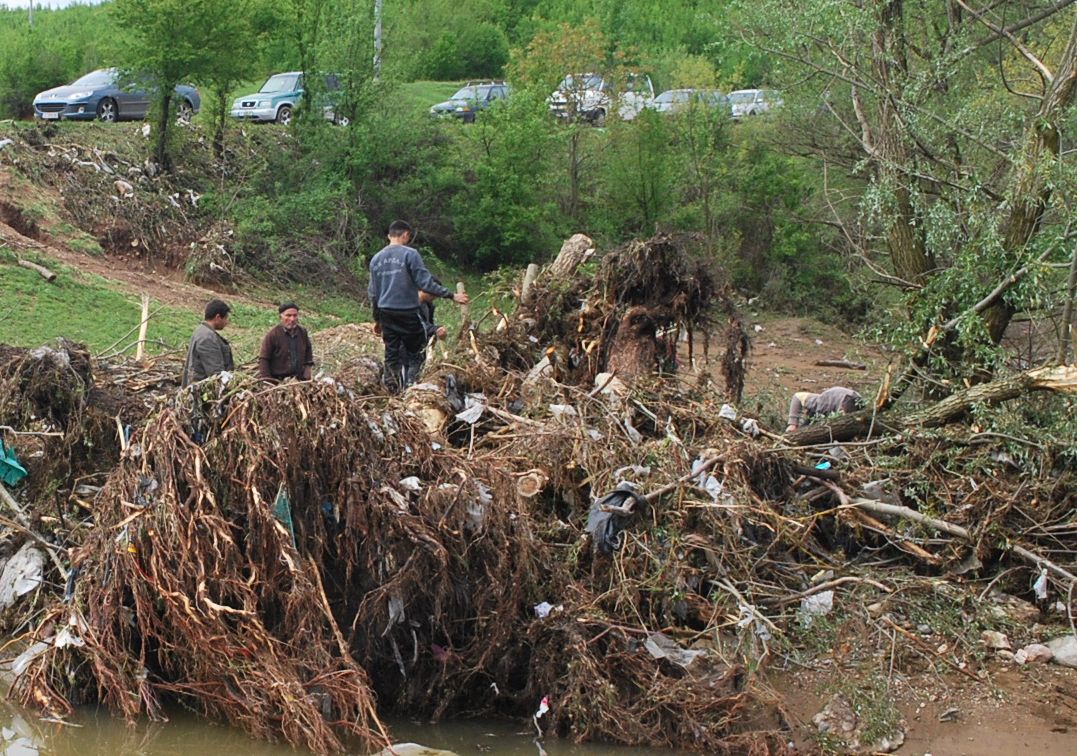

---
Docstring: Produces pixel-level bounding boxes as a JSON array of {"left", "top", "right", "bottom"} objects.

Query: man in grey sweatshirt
[
  {"left": 786, "top": 386, "right": 864, "bottom": 432},
  {"left": 368, "top": 220, "right": 468, "bottom": 391}
]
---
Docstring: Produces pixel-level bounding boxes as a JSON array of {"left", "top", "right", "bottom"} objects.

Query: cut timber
[
  {"left": 520, "top": 263, "right": 539, "bottom": 305},
  {"left": 546, "top": 233, "right": 594, "bottom": 279},
  {"left": 17, "top": 259, "right": 56, "bottom": 282}
]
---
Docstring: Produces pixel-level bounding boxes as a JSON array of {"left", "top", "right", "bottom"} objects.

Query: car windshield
[
  {"left": 729, "top": 91, "right": 758, "bottom": 104},
  {"left": 260, "top": 74, "right": 301, "bottom": 94},
  {"left": 450, "top": 86, "right": 480, "bottom": 100},
  {"left": 656, "top": 91, "right": 690, "bottom": 104},
  {"left": 559, "top": 74, "right": 603, "bottom": 89},
  {"left": 71, "top": 70, "right": 115, "bottom": 87}
]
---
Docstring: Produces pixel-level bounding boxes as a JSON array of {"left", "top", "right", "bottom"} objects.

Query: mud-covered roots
[{"left": 487, "top": 232, "right": 749, "bottom": 395}]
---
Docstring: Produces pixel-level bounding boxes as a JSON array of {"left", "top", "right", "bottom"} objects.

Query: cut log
[
  {"left": 17, "top": 259, "right": 56, "bottom": 282},
  {"left": 545, "top": 233, "right": 594, "bottom": 279},
  {"left": 520, "top": 263, "right": 539, "bottom": 305}
]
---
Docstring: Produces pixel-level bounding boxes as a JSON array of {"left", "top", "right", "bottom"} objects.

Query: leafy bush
[{"left": 425, "top": 23, "right": 509, "bottom": 81}]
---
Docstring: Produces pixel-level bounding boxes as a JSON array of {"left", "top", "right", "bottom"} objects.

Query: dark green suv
[{"left": 429, "top": 81, "right": 509, "bottom": 123}]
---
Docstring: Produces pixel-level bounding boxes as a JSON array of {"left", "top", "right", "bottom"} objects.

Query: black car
[{"left": 429, "top": 81, "right": 509, "bottom": 123}]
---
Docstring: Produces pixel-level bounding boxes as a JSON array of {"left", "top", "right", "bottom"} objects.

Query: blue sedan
[{"left": 32, "top": 68, "right": 201, "bottom": 123}]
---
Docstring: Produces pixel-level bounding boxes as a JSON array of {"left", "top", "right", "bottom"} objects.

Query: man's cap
[{"left": 278, "top": 302, "right": 299, "bottom": 313}]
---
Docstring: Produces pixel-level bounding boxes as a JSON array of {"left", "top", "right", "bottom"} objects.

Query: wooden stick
[
  {"left": 17, "top": 259, "right": 56, "bottom": 282},
  {"left": 846, "top": 496, "right": 1077, "bottom": 584},
  {"left": 135, "top": 293, "right": 150, "bottom": 362},
  {"left": 814, "top": 359, "right": 867, "bottom": 370},
  {"left": 456, "top": 282, "right": 470, "bottom": 338},
  {"left": 883, "top": 616, "right": 983, "bottom": 683}
]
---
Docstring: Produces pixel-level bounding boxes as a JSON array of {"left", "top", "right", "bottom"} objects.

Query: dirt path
[{"left": 777, "top": 663, "right": 1077, "bottom": 754}]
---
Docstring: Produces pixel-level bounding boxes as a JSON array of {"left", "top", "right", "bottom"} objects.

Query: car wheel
[
  {"left": 592, "top": 108, "right": 606, "bottom": 127},
  {"left": 96, "top": 98, "right": 118, "bottom": 123},
  {"left": 276, "top": 104, "right": 293, "bottom": 126},
  {"left": 335, "top": 114, "right": 350, "bottom": 127},
  {"left": 176, "top": 100, "right": 194, "bottom": 123}
]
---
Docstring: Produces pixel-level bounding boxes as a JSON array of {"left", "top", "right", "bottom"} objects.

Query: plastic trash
[
  {"left": 644, "top": 632, "right": 707, "bottom": 669},
  {"left": 533, "top": 601, "right": 563, "bottom": 619},
  {"left": 815, "top": 460, "right": 832, "bottom": 470},
  {"left": 0, "top": 543, "right": 45, "bottom": 610},
  {"left": 272, "top": 485, "right": 297, "bottom": 548},
  {"left": 586, "top": 483, "right": 647, "bottom": 554},
  {"left": 718, "top": 404, "right": 737, "bottom": 421},
  {"left": 741, "top": 418, "right": 761, "bottom": 437},
  {"left": 798, "top": 590, "right": 834, "bottom": 627},
  {"left": 1033, "top": 568, "right": 1048, "bottom": 600},
  {"left": 0, "top": 440, "right": 27, "bottom": 486}
]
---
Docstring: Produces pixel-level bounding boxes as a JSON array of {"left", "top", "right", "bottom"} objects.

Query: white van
[{"left": 548, "top": 72, "right": 654, "bottom": 125}]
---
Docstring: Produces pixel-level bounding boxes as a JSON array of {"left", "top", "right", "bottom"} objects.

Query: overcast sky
[{"left": 2, "top": 1, "right": 107, "bottom": 8}]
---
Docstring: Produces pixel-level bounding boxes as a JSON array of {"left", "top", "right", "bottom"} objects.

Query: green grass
[
  {"left": 1, "top": 247, "right": 378, "bottom": 362},
  {"left": 399, "top": 80, "right": 465, "bottom": 115}
]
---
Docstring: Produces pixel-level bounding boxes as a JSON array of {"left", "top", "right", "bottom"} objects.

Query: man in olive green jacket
[{"left": 181, "top": 299, "right": 234, "bottom": 387}]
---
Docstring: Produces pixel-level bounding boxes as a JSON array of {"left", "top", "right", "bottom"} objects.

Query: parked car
[
  {"left": 429, "top": 80, "right": 509, "bottom": 123},
  {"left": 728, "top": 88, "right": 782, "bottom": 118},
  {"left": 547, "top": 72, "right": 654, "bottom": 125},
  {"left": 32, "top": 68, "right": 200, "bottom": 122},
  {"left": 651, "top": 88, "right": 728, "bottom": 114},
  {"left": 229, "top": 72, "right": 346, "bottom": 126}
]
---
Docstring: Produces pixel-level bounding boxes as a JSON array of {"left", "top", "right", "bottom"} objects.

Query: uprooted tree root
[{"left": 5, "top": 361, "right": 800, "bottom": 753}]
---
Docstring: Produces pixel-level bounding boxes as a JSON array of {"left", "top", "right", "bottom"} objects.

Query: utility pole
[{"left": 373, "top": 0, "right": 383, "bottom": 80}]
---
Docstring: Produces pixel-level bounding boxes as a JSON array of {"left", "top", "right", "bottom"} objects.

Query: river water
[{"left": 0, "top": 702, "right": 690, "bottom": 755}]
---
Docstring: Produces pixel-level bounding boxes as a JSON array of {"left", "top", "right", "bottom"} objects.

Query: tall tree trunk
[
  {"left": 984, "top": 12, "right": 1077, "bottom": 343},
  {"left": 872, "top": 0, "right": 935, "bottom": 284}
]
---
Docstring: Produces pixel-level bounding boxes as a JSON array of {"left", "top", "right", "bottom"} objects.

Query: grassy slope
[{"left": 1, "top": 80, "right": 510, "bottom": 360}]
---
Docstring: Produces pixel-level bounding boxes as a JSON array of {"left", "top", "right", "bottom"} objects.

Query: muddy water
[{"left": 0, "top": 702, "right": 690, "bottom": 755}]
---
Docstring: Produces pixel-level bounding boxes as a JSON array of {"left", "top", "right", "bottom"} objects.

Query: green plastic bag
[
  {"left": 0, "top": 440, "right": 27, "bottom": 487},
  {"left": 272, "top": 484, "right": 297, "bottom": 548}
]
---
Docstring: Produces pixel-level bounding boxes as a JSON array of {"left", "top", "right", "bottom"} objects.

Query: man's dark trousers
[{"left": 379, "top": 309, "right": 426, "bottom": 392}]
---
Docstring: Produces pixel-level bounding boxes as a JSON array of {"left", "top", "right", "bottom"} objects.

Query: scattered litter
[
  {"left": 718, "top": 404, "right": 737, "bottom": 421},
  {"left": 1033, "top": 569, "right": 1049, "bottom": 600},
  {"left": 980, "top": 630, "right": 1011, "bottom": 651},
  {"left": 533, "top": 602, "right": 562, "bottom": 619},
  {"left": 0, "top": 543, "right": 45, "bottom": 611},
  {"left": 741, "top": 418, "right": 760, "bottom": 437},
  {"left": 753, "top": 324, "right": 763, "bottom": 333},
  {"left": 798, "top": 591, "right": 834, "bottom": 627},
  {"left": 937, "top": 707, "right": 960, "bottom": 722},
  {"left": 1014, "top": 643, "right": 1053, "bottom": 665},
  {"left": 644, "top": 632, "right": 707, "bottom": 669},
  {"left": 586, "top": 483, "right": 646, "bottom": 554}
]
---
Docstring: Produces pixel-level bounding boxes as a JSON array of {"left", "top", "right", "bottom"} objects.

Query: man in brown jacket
[{"left": 257, "top": 302, "right": 314, "bottom": 383}]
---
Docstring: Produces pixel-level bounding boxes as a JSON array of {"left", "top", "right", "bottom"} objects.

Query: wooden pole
[{"left": 135, "top": 294, "right": 150, "bottom": 362}]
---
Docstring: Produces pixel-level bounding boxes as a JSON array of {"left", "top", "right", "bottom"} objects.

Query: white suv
[
  {"left": 548, "top": 72, "right": 654, "bottom": 125},
  {"left": 728, "top": 89, "right": 782, "bottom": 118}
]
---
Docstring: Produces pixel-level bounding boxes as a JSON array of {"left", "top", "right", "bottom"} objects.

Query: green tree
[
  {"left": 743, "top": 0, "right": 1077, "bottom": 375},
  {"left": 112, "top": 0, "right": 230, "bottom": 169}
]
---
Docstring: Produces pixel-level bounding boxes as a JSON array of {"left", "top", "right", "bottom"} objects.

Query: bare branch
[{"left": 954, "top": 0, "right": 1054, "bottom": 85}]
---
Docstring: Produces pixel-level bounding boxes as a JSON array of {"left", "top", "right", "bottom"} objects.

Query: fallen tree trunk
[
  {"left": 18, "top": 259, "right": 56, "bottom": 282},
  {"left": 786, "top": 365, "right": 1077, "bottom": 444},
  {"left": 545, "top": 233, "right": 594, "bottom": 279}
]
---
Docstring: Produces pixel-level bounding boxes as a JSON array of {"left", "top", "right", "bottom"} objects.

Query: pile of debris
[{"left": 1, "top": 233, "right": 1075, "bottom": 755}]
